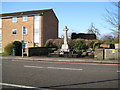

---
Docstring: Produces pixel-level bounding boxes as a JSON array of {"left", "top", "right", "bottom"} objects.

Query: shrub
[
  {"left": 13, "top": 41, "right": 22, "bottom": 56},
  {"left": 72, "top": 40, "right": 88, "bottom": 52},
  {"left": 93, "top": 41, "right": 101, "bottom": 49},
  {"left": 4, "top": 41, "right": 22, "bottom": 56},
  {"left": 45, "top": 41, "right": 57, "bottom": 48},
  {"left": 4, "top": 43, "right": 14, "bottom": 55}
]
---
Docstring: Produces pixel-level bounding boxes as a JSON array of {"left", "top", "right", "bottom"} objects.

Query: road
[{"left": 1, "top": 59, "right": 120, "bottom": 89}]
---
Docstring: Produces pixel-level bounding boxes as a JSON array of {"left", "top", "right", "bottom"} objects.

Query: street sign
[{"left": 111, "top": 49, "right": 115, "bottom": 53}]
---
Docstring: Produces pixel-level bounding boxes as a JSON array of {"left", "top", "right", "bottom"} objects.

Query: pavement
[{"left": 1, "top": 55, "right": 120, "bottom": 65}]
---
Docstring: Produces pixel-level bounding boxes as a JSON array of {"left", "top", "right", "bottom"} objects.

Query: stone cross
[{"left": 60, "top": 26, "right": 69, "bottom": 53}]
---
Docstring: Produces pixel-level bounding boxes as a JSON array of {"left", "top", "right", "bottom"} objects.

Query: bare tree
[
  {"left": 87, "top": 23, "right": 100, "bottom": 39},
  {"left": 104, "top": 2, "right": 120, "bottom": 43}
]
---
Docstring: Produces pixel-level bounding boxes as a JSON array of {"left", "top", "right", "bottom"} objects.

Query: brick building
[{"left": 0, "top": 9, "right": 59, "bottom": 55}]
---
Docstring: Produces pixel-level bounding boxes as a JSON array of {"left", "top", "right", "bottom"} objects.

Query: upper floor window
[
  {"left": 12, "top": 29, "right": 17, "bottom": 35},
  {"left": 12, "top": 17, "right": 17, "bottom": 22},
  {"left": 22, "top": 26, "right": 27, "bottom": 35},
  {"left": 22, "top": 16, "right": 28, "bottom": 22}
]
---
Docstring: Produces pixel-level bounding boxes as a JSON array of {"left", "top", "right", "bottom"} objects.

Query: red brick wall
[{"left": 2, "top": 16, "right": 34, "bottom": 52}]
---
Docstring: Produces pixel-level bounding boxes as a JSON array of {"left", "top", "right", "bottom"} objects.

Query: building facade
[{"left": 0, "top": 9, "right": 58, "bottom": 55}]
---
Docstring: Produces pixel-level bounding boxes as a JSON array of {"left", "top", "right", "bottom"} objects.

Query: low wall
[
  {"left": 104, "top": 49, "right": 118, "bottom": 60},
  {"left": 28, "top": 47, "right": 56, "bottom": 57},
  {"left": 94, "top": 49, "right": 104, "bottom": 60},
  {"left": 95, "top": 49, "right": 120, "bottom": 60}
]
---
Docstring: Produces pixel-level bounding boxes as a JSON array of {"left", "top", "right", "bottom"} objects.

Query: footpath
[{"left": 1, "top": 55, "right": 120, "bottom": 65}]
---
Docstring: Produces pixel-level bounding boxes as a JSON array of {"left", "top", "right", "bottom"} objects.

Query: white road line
[
  {"left": 117, "top": 71, "right": 120, "bottom": 73},
  {"left": 24, "top": 65, "right": 83, "bottom": 71},
  {"left": 24, "top": 66, "right": 44, "bottom": 68},
  {"left": 0, "top": 83, "right": 36, "bottom": 88}
]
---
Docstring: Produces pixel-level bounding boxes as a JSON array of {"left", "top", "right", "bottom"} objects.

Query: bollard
[{"left": 12, "top": 48, "right": 15, "bottom": 56}]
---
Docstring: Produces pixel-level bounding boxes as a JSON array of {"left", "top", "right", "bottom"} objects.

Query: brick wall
[
  {"left": 42, "top": 10, "right": 58, "bottom": 46},
  {"left": 2, "top": 16, "right": 34, "bottom": 52}
]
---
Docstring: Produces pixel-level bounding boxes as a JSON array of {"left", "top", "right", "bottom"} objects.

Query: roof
[{"left": 0, "top": 9, "right": 53, "bottom": 18}]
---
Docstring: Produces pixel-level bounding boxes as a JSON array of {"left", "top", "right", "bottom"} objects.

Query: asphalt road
[{"left": 1, "top": 59, "right": 120, "bottom": 89}]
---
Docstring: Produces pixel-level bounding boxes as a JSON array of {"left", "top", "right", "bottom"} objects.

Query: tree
[
  {"left": 87, "top": 23, "right": 100, "bottom": 38},
  {"left": 4, "top": 41, "right": 22, "bottom": 56},
  {"left": 104, "top": 2, "right": 120, "bottom": 43},
  {"left": 100, "top": 34, "right": 118, "bottom": 44}
]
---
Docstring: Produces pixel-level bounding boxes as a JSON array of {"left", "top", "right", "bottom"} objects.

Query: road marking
[
  {"left": 24, "top": 65, "right": 83, "bottom": 71},
  {"left": 47, "top": 67, "right": 83, "bottom": 71},
  {"left": 0, "top": 83, "right": 36, "bottom": 88},
  {"left": 117, "top": 71, "right": 120, "bottom": 73}
]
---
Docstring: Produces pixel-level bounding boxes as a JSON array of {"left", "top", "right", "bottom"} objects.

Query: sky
[{"left": 1, "top": 2, "right": 118, "bottom": 37}]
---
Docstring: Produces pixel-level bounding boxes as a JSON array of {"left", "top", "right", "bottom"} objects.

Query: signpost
[{"left": 22, "top": 27, "right": 24, "bottom": 57}]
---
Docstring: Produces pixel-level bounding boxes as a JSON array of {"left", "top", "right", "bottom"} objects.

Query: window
[
  {"left": 12, "top": 17, "right": 17, "bottom": 22},
  {"left": 23, "top": 42, "right": 28, "bottom": 48},
  {"left": 22, "top": 16, "right": 28, "bottom": 22},
  {"left": 12, "top": 29, "right": 17, "bottom": 35},
  {"left": 22, "top": 26, "right": 27, "bottom": 35}
]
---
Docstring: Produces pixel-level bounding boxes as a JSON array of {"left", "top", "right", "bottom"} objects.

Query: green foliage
[
  {"left": 93, "top": 41, "right": 101, "bottom": 49},
  {"left": 4, "top": 41, "right": 22, "bottom": 56},
  {"left": 13, "top": 41, "right": 22, "bottom": 56},
  {"left": 100, "top": 34, "right": 119, "bottom": 44},
  {"left": 112, "top": 37, "right": 119, "bottom": 44},
  {"left": 45, "top": 41, "right": 57, "bottom": 48},
  {"left": 4, "top": 43, "right": 14, "bottom": 55},
  {"left": 72, "top": 40, "right": 88, "bottom": 52}
]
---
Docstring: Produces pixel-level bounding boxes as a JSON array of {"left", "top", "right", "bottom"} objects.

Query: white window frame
[
  {"left": 22, "top": 16, "right": 28, "bottom": 22},
  {"left": 22, "top": 26, "right": 27, "bottom": 35},
  {"left": 12, "top": 29, "right": 17, "bottom": 35},
  {"left": 12, "top": 17, "right": 17, "bottom": 22}
]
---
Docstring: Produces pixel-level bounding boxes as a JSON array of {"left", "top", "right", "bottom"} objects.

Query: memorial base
[{"left": 60, "top": 44, "right": 70, "bottom": 53}]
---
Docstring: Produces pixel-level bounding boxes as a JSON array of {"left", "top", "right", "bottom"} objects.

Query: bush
[
  {"left": 93, "top": 41, "right": 101, "bottom": 49},
  {"left": 13, "top": 41, "right": 22, "bottom": 56},
  {"left": 4, "top": 43, "right": 14, "bottom": 55},
  {"left": 4, "top": 41, "right": 22, "bottom": 56},
  {"left": 72, "top": 40, "right": 88, "bottom": 52},
  {"left": 45, "top": 41, "right": 57, "bottom": 48}
]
